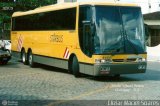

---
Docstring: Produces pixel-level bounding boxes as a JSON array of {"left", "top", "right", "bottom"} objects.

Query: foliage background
[{"left": 0, "top": 0, "right": 57, "bottom": 39}]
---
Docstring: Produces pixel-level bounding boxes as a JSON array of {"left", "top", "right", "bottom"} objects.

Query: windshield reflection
[{"left": 93, "top": 6, "right": 145, "bottom": 54}]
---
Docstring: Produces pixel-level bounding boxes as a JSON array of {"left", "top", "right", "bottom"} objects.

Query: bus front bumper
[{"left": 94, "top": 62, "right": 147, "bottom": 76}]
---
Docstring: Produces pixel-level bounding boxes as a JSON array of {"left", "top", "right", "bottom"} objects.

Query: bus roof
[{"left": 12, "top": 2, "right": 138, "bottom": 17}]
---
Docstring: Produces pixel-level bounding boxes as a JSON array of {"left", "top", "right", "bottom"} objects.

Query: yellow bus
[{"left": 11, "top": 2, "right": 147, "bottom": 77}]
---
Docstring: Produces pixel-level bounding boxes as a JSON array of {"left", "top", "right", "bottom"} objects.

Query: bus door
[{"left": 82, "top": 21, "right": 95, "bottom": 75}]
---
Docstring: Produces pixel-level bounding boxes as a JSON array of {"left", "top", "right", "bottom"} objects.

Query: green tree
[
  {"left": 0, "top": 0, "right": 57, "bottom": 39},
  {"left": 15, "top": 0, "right": 57, "bottom": 11},
  {"left": 0, "top": 0, "right": 57, "bottom": 24}
]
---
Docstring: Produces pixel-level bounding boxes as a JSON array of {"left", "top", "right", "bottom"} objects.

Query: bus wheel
[
  {"left": 72, "top": 56, "right": 80, "bottom": 77},
  {"left": 28, "top": 51, "right": 35, "bottom": 67},
  {"left": 21, "top": 50, "right": 27, "bottom": 65}
]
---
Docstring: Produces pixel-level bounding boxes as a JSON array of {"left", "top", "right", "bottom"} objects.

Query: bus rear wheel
[
  {"left": 72, "top": 56, "right": 80, "bottom": 77},
  {"left": 21, "top": 50, "right": 27, "bottom": 65}
]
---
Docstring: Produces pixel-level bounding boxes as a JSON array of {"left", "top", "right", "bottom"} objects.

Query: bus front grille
[
  {"left": 126, "top": 58, "right": 136, "bottom": 62},
  {"left": 112, "top": 59, "right": 124, "bottom": 62},
  {"left": 112, "top": 58, "right": 136, "bottom": 62}
]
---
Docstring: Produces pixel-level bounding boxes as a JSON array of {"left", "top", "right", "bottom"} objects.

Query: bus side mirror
[{"left": 144, "top": 24, "right": 149, "bottom": 46}]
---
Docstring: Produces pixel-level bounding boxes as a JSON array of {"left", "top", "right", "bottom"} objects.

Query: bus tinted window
[{"left": 12, "top": 8, "right": 76, "bottom": 31}]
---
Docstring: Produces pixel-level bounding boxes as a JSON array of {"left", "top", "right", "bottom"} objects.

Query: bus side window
[
  {"left": 83, "top": 23, "right": 92, "bottom": 57},
  {"left": 79, "top": 6, "right": 93, "bottom": 57}
]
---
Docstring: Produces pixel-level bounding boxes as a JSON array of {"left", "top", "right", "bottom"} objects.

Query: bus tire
[
  {"left": 21, "top": 50, "right": 28, "bottom": 65},
  {"left": 72, "top": 56, "right": 80, "bottom": 77},
  {"left": 28, "top": 50, "right": 35, "bottom": 67}
]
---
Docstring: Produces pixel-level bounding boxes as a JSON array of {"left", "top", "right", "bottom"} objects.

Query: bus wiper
[
  {"left": 111, "top": 48, "right": 121, "bottom": 55},
  {"left": 126, "top": 38, "right": 138, "bottom": 55},
  {"left": 110, "top": 39, "right": 123, "bottom": 55},
  {"left": 103, "top": 46, "right": 122, "bottom": 55}
]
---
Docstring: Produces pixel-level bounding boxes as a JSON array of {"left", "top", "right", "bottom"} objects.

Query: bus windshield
[{"left": 93, "top": 6, "right": 146, "bottom": 54}]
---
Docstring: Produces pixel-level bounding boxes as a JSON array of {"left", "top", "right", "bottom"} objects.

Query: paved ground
[{"left": 0, "top": 58, "right": 160, "bottom": 105}]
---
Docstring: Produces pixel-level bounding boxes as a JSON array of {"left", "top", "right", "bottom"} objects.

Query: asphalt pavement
[{"left": 0, "top": 58, "right": 160, "bottom": 106}]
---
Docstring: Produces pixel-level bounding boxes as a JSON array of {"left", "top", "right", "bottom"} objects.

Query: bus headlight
[
  {"left": 95, "top": 59, "right": 112, "bottom": 63},
  {"left": 137, "top": 58, "right": 146, "bottom": 62}
]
